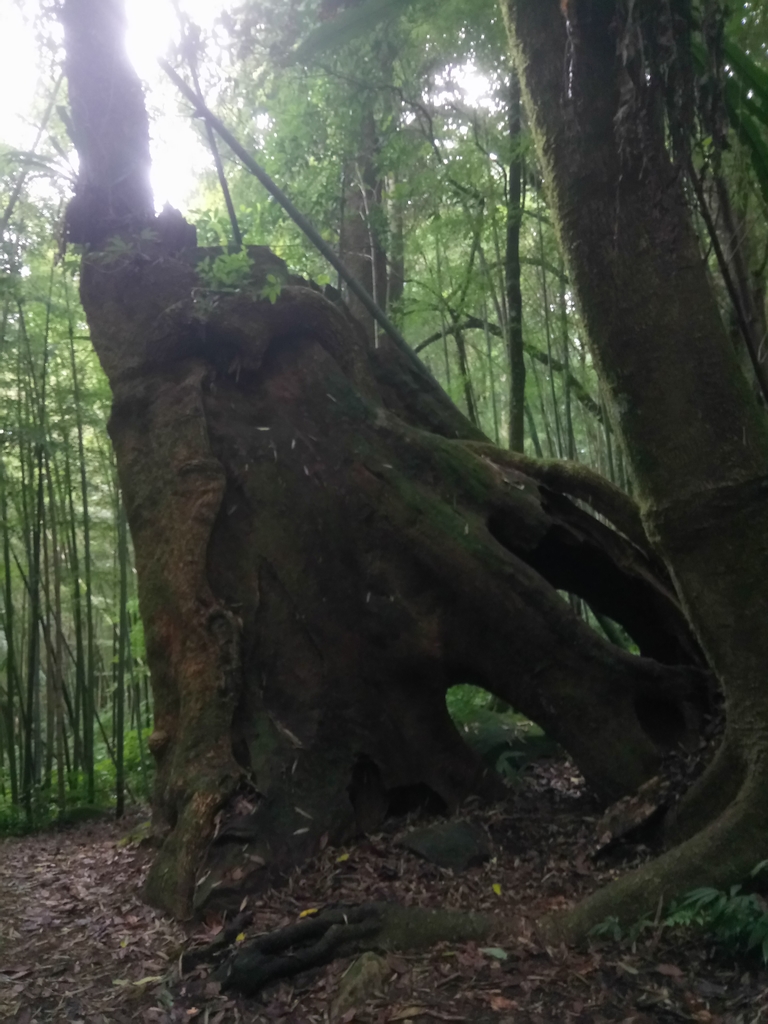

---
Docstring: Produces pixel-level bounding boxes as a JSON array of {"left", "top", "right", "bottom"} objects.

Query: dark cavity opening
[
  {"left": 348, "top": 754, "right": 446, "bottom": 833},
  {"left": 634, "top": 694, "right": 687, "bottom": 749},
  {"left": 486, "top": 508, "right": 694, "bottom": 665}
]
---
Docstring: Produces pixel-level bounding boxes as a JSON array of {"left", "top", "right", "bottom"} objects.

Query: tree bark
[
  {"left": 387, "top": 175, "right": 405, "bottom": 325},
  {"left": 59, "top": 0, "right": 718, "bottom": 930},
  {"left": 339, "top": 108, "right": 389, "bottom": 343},
  {"left": 76, "top": 242, "right": 708, "bottom": 919},
  {"left": 60, "top": 0, "right": 153, "bottom": 244},
  {"left": 506, "top": 71, "right": 526, "bottom": 452},
  {"left": 502, "top": 0, "right": 768, "bottom": 936}
]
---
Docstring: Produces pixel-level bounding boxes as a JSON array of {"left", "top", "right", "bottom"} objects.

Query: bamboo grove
[
  {"left": 0, "top": 0, "right": 766, "bottom": 827},
  {"left": 0, "top": 190, "right": 152, "bottom": 826}
]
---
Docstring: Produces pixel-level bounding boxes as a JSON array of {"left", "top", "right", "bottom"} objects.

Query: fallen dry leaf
[
  {"left": 389, "top": 1005, "right": 430, "bottom": 1021},
  {"left": 656, "top": 963, "right": 685, "bottom": 978}
]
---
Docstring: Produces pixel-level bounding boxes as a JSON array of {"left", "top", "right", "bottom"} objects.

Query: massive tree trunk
[
  {"left": 503, "top": 0, "right": 768, "bottom": 936},
  {"left": 79, "top": 242, "right": 707, "bottom": 918},
  {"left": 61, "top": 0, "right": 715, "bottom": 929}
]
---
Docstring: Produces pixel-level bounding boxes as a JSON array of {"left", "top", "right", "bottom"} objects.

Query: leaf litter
[{"left": 1, "top": 759, "right": 766, "bottom": 1023}]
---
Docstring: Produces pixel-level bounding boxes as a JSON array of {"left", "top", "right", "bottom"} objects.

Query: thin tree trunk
[
  {"left": 387, "top": 175, "right": 405, "bottom": 326},
  {"left": 537, "top": 210, "right": 563, "bottom": 457},
  {"left": 528, "top": 352, "right": 556, "bottom": 457},
  {"left": 45, "top": 450, "right": 67, "bottom": 810},
  {"left": 454, "top": 324, "right": 479, "bottom": 427},
  {"left": 129, "top": 612, "right": 147, "bottom": 795},
  {"left": 42, "top": 510, "right": 54, "bottom": 789},
  {"left": 20, "top": 290, "right": 49, "bottom": 815},
  {"left": 435, "top": 237, "right": 452, "bottom": 390},
  {"left": 63, "top": 434, "right": 86, "bottom": 782},
  {"left": 115, "top": 493, "right": 128, "bottom": 817},
  {"left": 524, "top": 401, "right": 544, "bottom": 457},
  {"left": 690, "top": 164, "right": 768, "bottom": 401},
  {"left": 0, "top": 463, "right": 19, "bottom": 805},
  {"left": 506, "top": 71, "right": 526, "bottom": 451},
  {"left": 601, "top": 392, "right": 616, "bottom": 485},
  {"left": 558, "top": 257, "right": 576, "bottom": 459},
  {"left": 69, "top": 323, "right": 96, "bottom": 803},
  {"left": 481, "top": 297, "right": 501, "bottom": 445},
  {"left": 339, "top": 108, "right": 388, "bottom": 343},
  {"left": 22, "top": 441, "right": 43, "bottom": 818}
]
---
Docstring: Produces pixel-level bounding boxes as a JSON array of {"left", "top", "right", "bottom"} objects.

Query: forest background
[{"left": 0, "top": 0, "right": 766, "bottom": 835}]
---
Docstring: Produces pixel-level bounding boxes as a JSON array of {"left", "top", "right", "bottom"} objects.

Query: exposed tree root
[
  {"left": 181, "top": 911, "right": 254, "bottom": 973},
  {"left": 195, "top": 759, "right": 768, "bottom": 995},
  {"left": 550, "top": 770, "right": 768, "bottom": 943},
  {"left": 202, "top": 903, "right": 502, "bottom": 995}
]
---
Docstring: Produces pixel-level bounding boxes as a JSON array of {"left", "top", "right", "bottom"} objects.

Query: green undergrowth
[
  {"left": 592, "top": 861, "right": 768, "bottom": 964},
  {"left": 446, "top": 684, "right": 556, "bottom": 781},
  {"left": 446, "top": 683, "right": 537, "bottom": 727},
  {"left": 0, "top": 726, "right": 154, "bottom": 836}
]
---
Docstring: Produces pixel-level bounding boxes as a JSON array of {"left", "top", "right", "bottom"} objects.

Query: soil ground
[{"left": 1, "top": 760, "right": 766, "bottom": 1024}]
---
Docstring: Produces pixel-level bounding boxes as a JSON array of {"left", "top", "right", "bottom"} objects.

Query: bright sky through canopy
[
  {"left": 0, "top": 0, "right": 494, "bottom": 212},
  {"left": 0, "top": 0, "right": 230, "bottom": 210}
]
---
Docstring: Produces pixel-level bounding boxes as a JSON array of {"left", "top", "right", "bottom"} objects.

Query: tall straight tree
[
  {"left": 503, "top": 0, "right": 768, "bottom": 935},
  {"left": 0, "top": 462, "right": 19, "bottom": 806},
  {"left": 505, "top": 71, "right": 525, "bottom": 451}
]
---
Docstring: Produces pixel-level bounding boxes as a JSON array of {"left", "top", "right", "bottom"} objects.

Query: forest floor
[{"left": 1, "top": 761, "right": 766, "bottom": 1024}]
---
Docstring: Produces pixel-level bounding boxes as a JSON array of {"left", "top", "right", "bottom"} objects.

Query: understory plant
[
  {"left": 592, "top": 863, "right": 768, "bottom": 964},
  {"left": 663, "top": 863, "right": 768, "bottom": 963}
]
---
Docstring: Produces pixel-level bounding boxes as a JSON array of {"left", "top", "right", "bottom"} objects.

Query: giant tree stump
[{"left": 80, "top": 238, "right": 708, "bottom": 919}]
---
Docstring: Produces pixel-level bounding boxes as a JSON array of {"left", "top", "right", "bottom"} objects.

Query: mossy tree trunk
[
  {"left": 80, "top": 243, "right": 707, "bottom": 918},
  {"left": 62, "top": 0, "right": 713, "bottom": 926},
  {"left": 503, "top": 0, "right": 768, "bottom": 937}
]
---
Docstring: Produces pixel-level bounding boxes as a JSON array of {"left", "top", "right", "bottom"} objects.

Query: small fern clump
[
  {"left": 665, "top": 861, "right": 768, "bottom": 963},
  {"left": 592, "top": 862, "right": 768, "bottom": 963}
]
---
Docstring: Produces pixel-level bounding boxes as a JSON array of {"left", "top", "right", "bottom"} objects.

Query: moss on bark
[
  {"left": 77, "top": 237, "right": 709, "bottom": 919},
  {"left": 503, "top": 0, "right": 768, "bottom": 936}
]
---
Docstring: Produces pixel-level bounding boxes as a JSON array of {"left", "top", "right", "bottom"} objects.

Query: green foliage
[
  {"left": 0, "top": 798, "right": 47, "bottom": 836},
  {"left": 446, "top": 687, "right": 551, "bottom": 782},
  {"left": 91, "top": 228, "right": 161, "bottom": 267},
  {"left": 196, "top": 249, "right": 255, "bottom": 290},
  {"left": 664, "top": 863, "right": 768, "bottom": 963},
  {"left": 292, "top": 0, "right": 417, "bottom": 62},
  {"left": 0, "top": 727, "right": 153, "bottom": 836},
  {"left": 692, "top": 36, "right": 768, "bottom": 205},
  {"left": 196, "top": 252, "right": 284, "bottom": 303},
  {"left": 445, "top": 683, "right": 495, "bottom": 724},
  {"left": 122, "top": 727, "right": 155, "bottom": 797},
  {"left": 259, "top": 272, "right": 284, "bottom": 303},
  {"left": 93, "top": 726, "right": 154, "bottom": 801},
  {"left": 127, "top": 598, "right": 146, "bottom": 662},
  {"left": 590, "top": 916, "right": 625, "bottom": 943},
  {"left": 591, "top": 863, "right": 768, "bottom": 964}
]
